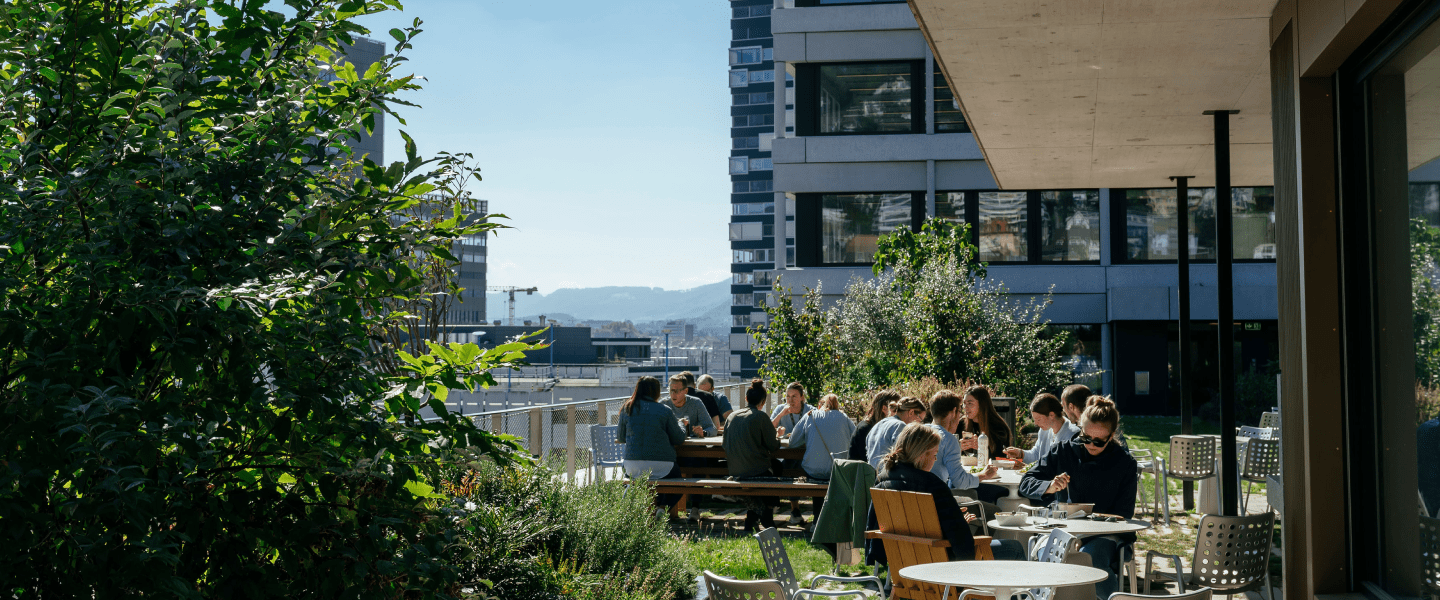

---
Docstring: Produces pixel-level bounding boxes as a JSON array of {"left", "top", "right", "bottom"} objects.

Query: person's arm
[
  {"left": 866, "top": 421, "right": 890, "bottom": 469},
  {"left": 936, "top": 431, "right": 974, "bottom": 489},
  {"left": 616, "top": 412, "right": 628, "bottom": 444},
  {"left": 1109, "top": 459, "right": 1139, "bottom": 519},
  {"left": 1019, "top": 444, "right": 1064, "bottom": 503},
  {"left": 1022, "top": 429, "right": 1049, "bottom": 464},
  {"left": 788, "top": 414, "right": 810, "bottom": 448},
  {"left": 761, "top": 416, "right": 781, "bottom": 453},
  {"left": 693, "top": 399, "right": 716, "bottom": 436},
  {"left": 770, "top": 405, "right": 786, "bottom": 428},
  {"left": 663, "top": 410, "right": 687, "bottom": 445}
]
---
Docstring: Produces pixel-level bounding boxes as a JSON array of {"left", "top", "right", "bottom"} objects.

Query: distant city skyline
[{"left": 349, "top": 1, "right": 733, "bottom": 291}]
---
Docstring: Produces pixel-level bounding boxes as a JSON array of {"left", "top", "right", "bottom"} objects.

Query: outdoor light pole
[
  {"left": 1206, "top": 109, "right": 1241, "bottom": 516},
  {"left": 1171, "top": 174, "right": 1196, "bottom": 510},
  {"left": 662, "top": 329, "right": 672, "bottom": 383}
]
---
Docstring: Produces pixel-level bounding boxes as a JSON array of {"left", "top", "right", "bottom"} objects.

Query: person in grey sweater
[
  {"left": 616, "top": 376, "right": 687, "bottom": 480},
  {"left": 787, "top": 394, "right": 856, "bottom": 481},
  {"left": 723, "top": 379, "right": 782, "bottom": 531},
  {"left": 662, "top": 375, "right": 715, "bottom": 437}
]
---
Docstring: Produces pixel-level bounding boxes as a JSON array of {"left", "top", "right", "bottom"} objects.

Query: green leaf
[
  {"left": 36, "top": 67, "right": 57, "bottom": 82},
  {"left": 403, "top": 479, "right": 442, "bottom": 499},
  {"left": 389, "top": 28, "right": 405, "bottom": 43}
]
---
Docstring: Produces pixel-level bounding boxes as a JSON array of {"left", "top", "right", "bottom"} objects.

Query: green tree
[
  {"left": 749, "top": 275, "right": 836, "bottom": 400},
  {"left": 1412, "top": 217, "right": 1440, "bottom": 387},
  {"left": 0, "top": 1, "right": 536, "bottom": 595}
]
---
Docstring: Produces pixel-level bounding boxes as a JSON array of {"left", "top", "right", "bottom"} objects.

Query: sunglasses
[{"left": 1075, "top": 434, "right": 1112, "bottom": 448}]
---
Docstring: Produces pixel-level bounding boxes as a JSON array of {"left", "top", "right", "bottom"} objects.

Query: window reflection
[
  {"left": 818, "top": 63, "right": 913, "bottom": 134},
  {"left": 935, "top": 192, "right": 965, "bottom": 223},
  {"left": 1123, "top": 187, "right": 1274, "bottom": 261},
  {"left": 934, "top": 71, "right": 969, "bottom": 133},
  {"left": 1040, "top": 190, "right": 1100, "bottom": 261},
  {"left": 978, "top": 191, "right": 1027, "bottom": 262},
  {"left": 821, "top": 193, "right": 913, "bottom": 264}
]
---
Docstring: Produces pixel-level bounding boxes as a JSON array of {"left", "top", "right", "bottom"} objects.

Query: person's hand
[
  {"left": 692, "top": 425, "right": 705, "bottom": 437},
  {"left": 776, "top": 426, "right": 786, "bottom": 438},
  {"left": 960, "top": 437, "right": 978, "bottom": 451},
  {"left": 980, "top": 464, "right": 1000, "bottom": 479},
  {"left": 1004, "top": 447, "right": 1023, "bottom": 460},
  {"left": 1046, "top": 473, "right": 1071, "bottom": 495},
  {"left": 960, "top": 507, "right": 977, "bottom": 523}
]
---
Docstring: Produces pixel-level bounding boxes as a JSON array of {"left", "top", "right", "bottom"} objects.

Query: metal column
[
  {"left": 1170, "top": 175, "right": 1196, "bottom": 510},
  {"left": 1206, "top": 109, "right": 1240, "bottom": 516}
]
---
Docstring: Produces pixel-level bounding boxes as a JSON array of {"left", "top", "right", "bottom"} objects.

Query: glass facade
[
  {"left": 977, "top": 191, "right": 1027, "bottom": 262},
  {"left": 1120, "top": 187, "right": 1275, "bottom": 262},
  {"left": 816, "top": 62, "right": 915, "bottom": 134},
  {"left": 820, "top": 193, "right": 913, "bottom": 264},
  {"left": 933, "top": 71, "right": 968, "bottom": 133},
  {"left": 1040, "top": 190, "right": 1100, "bottom": 261}
]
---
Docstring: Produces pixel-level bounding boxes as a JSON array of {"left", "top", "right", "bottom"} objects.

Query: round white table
[
  {"left": 972, "top": 468, "right": 1025, "bottom": 511},
  {"left": 899, "top": 560, "right": 1107, "bottom": 600},
  {"left": 985, "top": 516, "right": 1151, "bottom": 537}
]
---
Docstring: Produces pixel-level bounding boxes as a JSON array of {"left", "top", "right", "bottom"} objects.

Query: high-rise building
[
  {"left": 727, "top": 0, "right": 780, "bottom": 377},
  {"left": 452, "top": 200, "right": 488, "bottom": 325},
  {"left": 730, "top": 0, "right": 1280, "bottom": 416}
]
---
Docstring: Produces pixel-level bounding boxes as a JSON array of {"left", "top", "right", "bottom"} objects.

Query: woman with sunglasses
[{"left": 1018, "top": 396, "right": 1137, "bottom": 600}]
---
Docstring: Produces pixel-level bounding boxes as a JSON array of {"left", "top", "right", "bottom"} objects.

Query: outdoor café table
[
  {"left": 899, "top": 560, "right": 1107, "bottom": 600},
  {"left": 972, "top": 467, "right": 1025, "bottom": 512},
  {"left": 674, "top": 435, "right": 804, "bottom": 461},
  {"left": 985, "top": 515, "right": 1152, "bottom": 538}
]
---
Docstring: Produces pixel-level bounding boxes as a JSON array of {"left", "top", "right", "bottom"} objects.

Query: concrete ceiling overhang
[{"left": 909, "top": 0, "right": 1278, "bottom": 190}]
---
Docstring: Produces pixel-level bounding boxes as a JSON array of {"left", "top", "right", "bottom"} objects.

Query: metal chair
[
  {"left": 1132, "top": 448, "right": 1166, "bottom": 520},
  {"left": 1258, "top": 412, "right": 1281, "bottom": 430},
  {"left": 589, "top": 425, "right": 624, "bottom": 483},
  {"left": 957, "top": 498, "right": 990, "bottom": 536},
  {"left": 1160, "top": 435, "right": 1219, "bottom": 524},
  {"left": 1146, "top": 513, "right": 1275, "bottom": 600},
  {"left": 1238, "top": 425, "right": 1278, "bottom": 440},
  {"left": 703, "top": 570, "right": 787, "bottom": 600},
  {"left": 1421, "top": 515, "right": 1439, "bottom": 600},
  {"left": 1027, "top": 529, "right": 1078, "bottom": 600},
  {"left": 755, "top": 527, "right": 880, "bottom": 599},
  {"left": 1239, "top": 437, "right": 1281, "bottom": 515},
  {"left": 1107, "top": 587, "right": 1214, "bottom": 600}
]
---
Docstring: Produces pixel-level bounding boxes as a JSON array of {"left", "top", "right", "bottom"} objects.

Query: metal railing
[{"left": 457, "top": 383, "right": 772, "bottom": 483}]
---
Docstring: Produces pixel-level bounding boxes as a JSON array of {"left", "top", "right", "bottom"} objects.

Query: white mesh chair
[
  {"left": 1160, "top": 435, "right": 1219, "bottom": 524},
  {"left": 755, "top": 527, "right": 879, "bottom": 599},
  {"left": 703, "top": 570, "right": 787, "bottom": 600},
  {"left": 1258, "top": 412, "right": 1281, "bottom": 430},
  {"left": 1027, "top": 528, "right": 1079, "bottom": 600},
  {"left": 1238, "top": 425, "right": 1278, "bottom": 440},
  {"left": 1238, "top": 437, "right": 1281, "bottom": 515},
  {"left": 1107, "top": 587, "right": 1214, "bottom": 600},
  {"left": 1146, "top": 513, "right": 1275, "bottom": 600},
  {"left": 1132, "top": 448, "right": 1166, "bottom": 520},
  {"left": 589, "top": 425, "right": 624, "bottom": 483}
]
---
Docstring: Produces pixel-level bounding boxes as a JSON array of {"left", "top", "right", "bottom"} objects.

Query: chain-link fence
[{"left": 461, "top": 383, "right": 770, "bottom": 484}]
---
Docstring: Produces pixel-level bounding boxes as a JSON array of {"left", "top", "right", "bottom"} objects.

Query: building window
[
  {"left": 729, "top": 221, "right": 764, "bottom": 240},
  {"left": 936, "top": 192, "right": 966, "bottom": 223},
  {"left": 729, "top": 69, "right": 748, "bottom": 88},
  {"left": 977, "top": 191, "right": 1028, "bottom": 262},
  {"left": 732, "top": 22, "right": 771, "bottom": 41},
  {"left": 733, "top": 180, "right": 773, "bottom": 194},
  {"left": 732, "top": 5, "right": 772, "bottom": 17},
  {"left": 732, "top": 272, "right": 753, "bottom": 284},
  {"left": 733, "top": 314, "right": 751, "bottom": 327},
  {"left": 733, "top": 113, "right": 775, "bottom": 127},
  {"left": 458, "top": 235, "right": 486, "bottom": 246},
  {"left": 753, "top": 270, "right": 773, "bottom": 287},
  {"left": 732, "top": 294, "right": 753, "bottom": 306},
  {"left": 753, "top": 292, "right": 768, "bottom": 307},
  {"left": 934, "top": 70, "right": 969, "bottom": 133},
  {"left": 733, "top": 202, "right": 774, "bottom": 215},
  {"left": 749, "top": 158, "right": 772, "bottom": 171},
  {"left": 733, "top": 136, "right": 760, "bottom": 149},
  {"left": 807, "top": 193, "right": 916, "bottom": 265},
  {"left": 734, "top": 91, "right": 775, "bottom": 106},
  {"left": 798, "top": 61, "right": 923, "bottom": 136},
  {"left": 749, "top": 70, "right": 776, "bottom": 84},
  {"left": 1117, "top": 187, "right": 1275, "bottom": 262},
  {"left": 1040, "top": 190, "right": 1100, "bottom": 261},
  {"left": 733, "top": 248, "right": 775, "bottom": 263},
  {"left": 730, "top": 46, "right": 764, "bottom": 66},
  {"left": 796, "top": 0, "right": 906, "bottom": 6},
  {"left": 729, "top": 157, "right": 749, "bottom": 175}
]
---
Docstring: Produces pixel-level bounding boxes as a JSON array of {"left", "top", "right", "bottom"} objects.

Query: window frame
[
  {"left": 935, "top": 189, "right": 1103, "bottom": 265},
  {"left": 794, "top": 60, "right": 926, "bottom": 137},
  {"left": 795, "top": 191, "right": 924, "bottom": 267},
  {"left": 1109, "top": 186, "right": 1278, "bottom": 264}
]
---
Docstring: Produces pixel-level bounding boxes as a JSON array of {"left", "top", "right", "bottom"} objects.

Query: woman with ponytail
[{"left": 1019, "top": 396, "right": 1137, "bottom": 599}]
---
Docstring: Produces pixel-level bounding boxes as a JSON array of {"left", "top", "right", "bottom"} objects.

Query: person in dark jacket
[
  {"left": 1020, "top": 396, "right": 1137, "bottom": 600},
  {"left": 723, "top": 378, "right": 783, "bottom": 531},
  {"left": 865, "top": 423, "right": 1025, "bottom": 567},
  {"left": 849, "top": 390, "right": 899, "bottom": 461}
]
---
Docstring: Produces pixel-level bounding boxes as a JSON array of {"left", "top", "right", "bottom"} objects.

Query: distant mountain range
[{"left": 485, "top": 280, "right": 731, "bottom": 331}]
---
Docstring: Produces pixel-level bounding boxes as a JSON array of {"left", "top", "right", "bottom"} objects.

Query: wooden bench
[{"left": 623, "top": 477, "right": 829, "bottom": 497}]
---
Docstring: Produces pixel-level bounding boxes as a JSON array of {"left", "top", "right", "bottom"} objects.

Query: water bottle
[{"left": 977, "top": 433, "right": 989, "bottom": 469}]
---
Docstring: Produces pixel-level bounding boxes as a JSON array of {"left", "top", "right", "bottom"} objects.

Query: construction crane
[{"left": 487, "top": 286, "right": 538, "bottom": 326}]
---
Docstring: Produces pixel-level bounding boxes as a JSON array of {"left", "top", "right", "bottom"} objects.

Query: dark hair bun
[
  {"left": 750, "top": 378, "right": 764, "bottom": 390},
  {"left": 1088, "top": 396, "right": 1115, "bottom": 409}
]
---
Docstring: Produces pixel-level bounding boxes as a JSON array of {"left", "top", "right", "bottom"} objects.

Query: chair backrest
[
  {"left": 1422, "top": 515, "right": 1439, "bottom": 597},
  {"left": 754, "top": 527, "right": 800, "bottom": 598},
  {"left": 868, "top": 488, "right": 980, "bottom": 600},
  {"left": 703, "top": 570, "right": 786, "bottom": 600},
  {"left": 1107, "top": 587, "right": 1214, "bottom": 600},
  {"left": 1168, "top": 435, "right": 1217, "bottom": 479},
  {"left": 1240, "top": 437, "right": 1281, "bottom": 480},
  {"left": 1239, "top": 425, "right": 1279, "bottom": 441},
  {"left": 1190, "top": 513, "right": 1274, "bottom": 592},
  {"left": 1028, "top": 529, "right": 1078, "bottom": 600},
  {"left": 1259, "top": 411, "right": 1281, "bottom": 430},
  {"left": 589, "top": 425, "right": 624, "bottom": 464}
]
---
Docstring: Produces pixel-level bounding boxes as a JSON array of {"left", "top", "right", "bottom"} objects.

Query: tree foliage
[
  {"left": 1412, "top": 218, "right": 1440, "bottom": 387},
  {"left": 0, "top": 1, "right": 536, "bottom": 595},
  {"left": 752, "top": 220, "right": 1072, "bottom": 410}
]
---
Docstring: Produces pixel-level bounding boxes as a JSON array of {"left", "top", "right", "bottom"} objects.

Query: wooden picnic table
[{"left": 675, "top": 435, "right": 805, "bottom": 461}]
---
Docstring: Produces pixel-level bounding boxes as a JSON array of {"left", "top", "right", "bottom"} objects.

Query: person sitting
[
  {"left": 1060, "top": 383, "right": 1091, "bottom": 430},
  {"left": 697, "top": 373, "right": 733, "bottom": 422},
  {"left": 925, "top": 390, "right": 1000, "bottom": 513},
  {"left": 850, "top": 390, "right": 899, "bottom": 461},
  {"left": 771, "top": 381, "right": 814, "bottom": 435},
  {"left": 723, "top": 378, "right": 783, "bottom": 531},
  {"left": 1019, "top": 396, "right": 1138, "bottom": 600},
  {"left": 787, "top": 393, "right": 857, "bottom": 524},
  {"left": 958, "top": 385, "right": 1012, "bottom": 460},
  {"left": 678, "top": 370, "right": 724, "bottom": 432},
  {"left": 662, "top": 374, "right": 715, "bottom": 438},
  {"left": 1004, "top": 392, "right": 1080, "bottom": 464},
  {"left": 864, "top": 422, "right": 1026, "bottom": 566},
  {"left": 865, "top": 396, "right": 928, "bottom": 470},
  {"left": 616, "top": 376, "right": 688, "bottom": 507}
]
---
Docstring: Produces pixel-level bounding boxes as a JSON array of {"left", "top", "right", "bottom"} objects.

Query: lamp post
[
  {"left": 548, "top": 320, "right": 556, "bottom": 381},
  {"left": 662, "top": 329, "right": 672, "bottom": 383}
]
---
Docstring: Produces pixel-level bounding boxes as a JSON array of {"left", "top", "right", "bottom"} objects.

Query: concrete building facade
[{"left": 727, "top": 1, "right": 1281, "bottom": 419}]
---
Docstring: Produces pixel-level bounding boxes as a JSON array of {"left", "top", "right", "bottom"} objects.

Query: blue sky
[{"left": 348, "top": 0, "right": 734, "bottom": 292}]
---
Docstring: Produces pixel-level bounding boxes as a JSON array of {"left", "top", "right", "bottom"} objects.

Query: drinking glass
[{"left": 1039, "top": 507, "right": 1051, "bottom": 526}]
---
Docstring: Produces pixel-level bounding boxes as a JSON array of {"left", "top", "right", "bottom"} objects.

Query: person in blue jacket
[{"left": 1020, "top": 396, "right": 1137, "bottom": 600}]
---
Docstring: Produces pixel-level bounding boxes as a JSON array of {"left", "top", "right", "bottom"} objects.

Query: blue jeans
[
  {"left": 991, "top": 539, "right": 1026, "bottom": 561},
  {"left": 1080, "top": 537, "right": 1122, "bottom": 599}
]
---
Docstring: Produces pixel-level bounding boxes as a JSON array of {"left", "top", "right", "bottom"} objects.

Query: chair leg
[{"left": 1161, "top": 472, "right": 1171, "bottom": 524}]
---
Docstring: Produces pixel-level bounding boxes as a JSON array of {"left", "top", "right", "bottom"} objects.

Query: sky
[{"left": 346, "top": 0, "right": 735, "bottom": 292}]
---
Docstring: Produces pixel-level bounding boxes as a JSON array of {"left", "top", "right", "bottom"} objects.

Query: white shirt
[{"left": 1023, "top": 419, "right": 1080, "bottom": 464}]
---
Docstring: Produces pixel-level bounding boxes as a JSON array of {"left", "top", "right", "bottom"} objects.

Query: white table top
[
  {"left": 985, "top": 516, "right": 1151, "bottom": 536},
  {"left": 899, "top": 560, "right": 1107, "bottom": 589},
  {"left": 964, "top": 467, "right": 1024, "bottom": 486}
]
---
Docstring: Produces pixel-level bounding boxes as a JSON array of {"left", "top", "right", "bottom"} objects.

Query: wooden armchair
[{"left": 864, "top": 488, "right": 994, "bottom": 600}]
